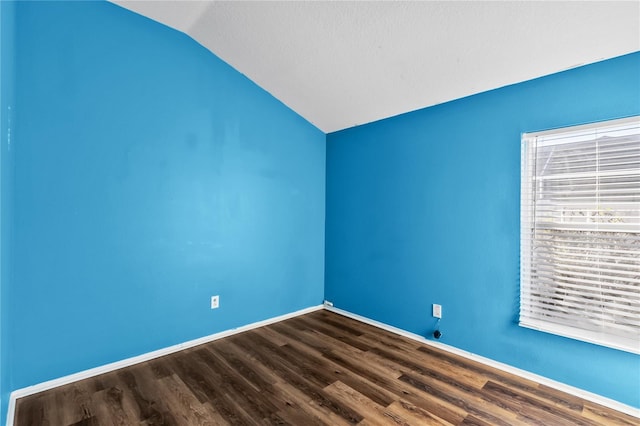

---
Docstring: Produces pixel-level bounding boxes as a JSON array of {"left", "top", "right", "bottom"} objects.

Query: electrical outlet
[
  {"left": 432, "top": 304, "right": 442, "bottom": 319},
  {"left": 211, "top": 295, "right": 219, "bottom": 309}
]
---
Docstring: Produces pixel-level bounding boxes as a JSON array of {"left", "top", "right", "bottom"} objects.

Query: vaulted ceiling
[{"left": 112, "top": 1, "right": 640, "bottom": 133}]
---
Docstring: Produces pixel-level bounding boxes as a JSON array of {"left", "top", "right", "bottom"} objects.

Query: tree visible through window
[{"left": 520, "top": 116, "right": 640, "bottom": 354}]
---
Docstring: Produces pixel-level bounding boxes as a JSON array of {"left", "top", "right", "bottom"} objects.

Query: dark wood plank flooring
[{"left": 14, "top": 310, "right": 639, "bottom": 425}]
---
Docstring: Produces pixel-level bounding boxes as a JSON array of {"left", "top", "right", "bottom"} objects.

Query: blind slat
[
  {"left": 533, "top": 253, "right": 640, "bottom": 272},
  {"left": 524, "top": 294, "right": 640, "bottom": 312},
  {"left": 527, "top": 277, "right": 639, "bottom": 299},
  {"left": 520, "top": 305, "right": 640, "bottom": 330}
]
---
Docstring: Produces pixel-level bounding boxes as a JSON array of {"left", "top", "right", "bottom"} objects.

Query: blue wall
[
  {"left": 4, "top": 0, "right": 325, "bottom": 416},
  {"left": 326, "top": 52, "right": 640, "bottom": 408},
  {"left": 0, "top": 1, "right": 16, "bottom": 423}
]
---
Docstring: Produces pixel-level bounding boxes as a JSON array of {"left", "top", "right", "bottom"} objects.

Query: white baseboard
[
  {"left": 325, "top": 306, "right": 640, "bottom": 419},
  {"left": 5, "top": 304, "right": 323, "bottom": 426}
]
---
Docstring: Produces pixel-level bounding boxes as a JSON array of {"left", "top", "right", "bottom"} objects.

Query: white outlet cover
[
  {"left": 211, "top": 295, "right": 220, "bottom": 309},
  {"left": 433, "top": 304, "right": 442, "bottom": 319}
]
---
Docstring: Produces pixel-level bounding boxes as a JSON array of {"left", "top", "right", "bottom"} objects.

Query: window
[{"left": 520, "top": 116, "right": 640, "bottom": 354}]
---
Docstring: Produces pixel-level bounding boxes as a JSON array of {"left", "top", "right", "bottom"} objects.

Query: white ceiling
[{"left": 112, "top": 1, "right": 640, "bottom": 133}]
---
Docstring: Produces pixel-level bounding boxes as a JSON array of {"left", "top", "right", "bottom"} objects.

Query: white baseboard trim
[
  {"left": 325, "top": 306, "right": 640, "bottom": 419},
  {"left": 5, "top": 304, "right": 323, "bottom": 426}
]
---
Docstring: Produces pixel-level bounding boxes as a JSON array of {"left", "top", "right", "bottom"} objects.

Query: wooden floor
[{"left": 14, "top": 310, "right": 638, "bottom": 426}]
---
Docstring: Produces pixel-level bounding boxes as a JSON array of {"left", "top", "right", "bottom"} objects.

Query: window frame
[{"left": 520, "top": 116, "right": 640, "bottom": 354}]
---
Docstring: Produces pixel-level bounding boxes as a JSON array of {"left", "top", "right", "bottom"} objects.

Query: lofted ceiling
[{"left": 112, "top": 1, "right": 640, "bottom": 133}]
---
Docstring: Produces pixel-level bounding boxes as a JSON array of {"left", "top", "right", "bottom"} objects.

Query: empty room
[{"left": 1, "top": 1, "right": 639, "bottom": 425}]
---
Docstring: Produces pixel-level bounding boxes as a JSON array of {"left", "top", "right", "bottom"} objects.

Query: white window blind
[{"left": 520, "top": 116, "right": 640, "bottom": 354}]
